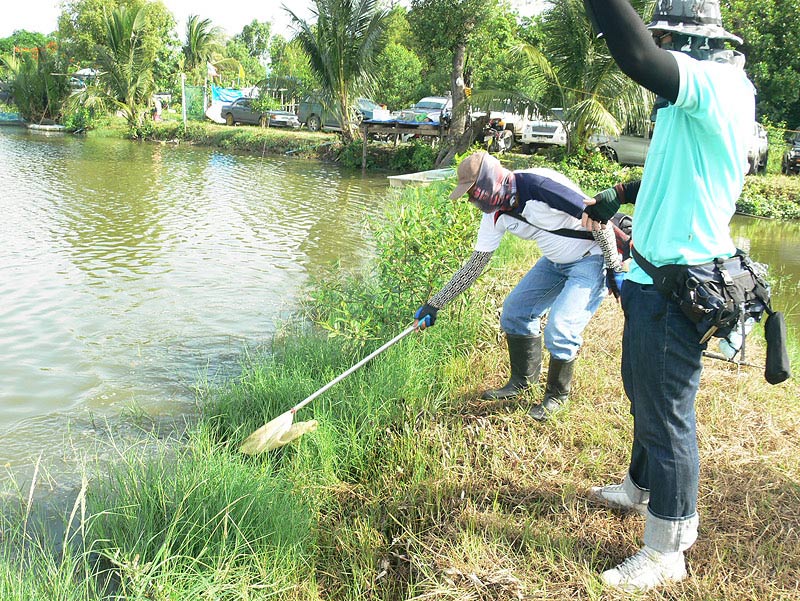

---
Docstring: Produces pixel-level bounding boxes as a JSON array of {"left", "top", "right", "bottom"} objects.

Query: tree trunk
[
  {"left": 435, "top": 40, "right": 468, "bottom": 167},
  {"left": 435, "top": 114, "right": 487, "bottom": 167}
]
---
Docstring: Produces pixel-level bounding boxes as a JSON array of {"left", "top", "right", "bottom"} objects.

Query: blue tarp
[{"left": 211, "top": 86, "right": 244, "bottom": 103}]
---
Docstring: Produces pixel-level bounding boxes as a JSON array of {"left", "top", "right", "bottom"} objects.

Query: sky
[
  {"left": 0, "top": 0, "right": 315, "bottom": 39},
  {"left": 1, "top": 0, "right": 544, "bottom": 40}
]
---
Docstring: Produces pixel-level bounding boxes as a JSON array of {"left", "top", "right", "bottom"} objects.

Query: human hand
[
  {"left": 414, "top": 304, "right": 438, "bottom": 330},
  {"left": 583, "top": 186, "right": 621, "bottom": 226}
]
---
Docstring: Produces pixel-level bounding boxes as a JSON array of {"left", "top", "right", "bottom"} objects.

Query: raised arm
[{"left": 583, "top": 0, "right": 679, "bottom": 103}]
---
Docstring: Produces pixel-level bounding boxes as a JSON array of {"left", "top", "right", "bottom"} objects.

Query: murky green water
[
  {"left": 0, "top": 128, "right": 388, "bottom": 488},
  {"left": 1, "top": 127, "right": 798, "bottom": 496}
]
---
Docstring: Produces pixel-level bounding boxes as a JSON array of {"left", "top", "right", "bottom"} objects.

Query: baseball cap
[{"left": 449, "top": 152, "right": 487, "bottom": 200}]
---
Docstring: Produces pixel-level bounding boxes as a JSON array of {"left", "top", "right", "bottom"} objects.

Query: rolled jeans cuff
[
  {"left": 644, "top": 512, "right": 699, "bottom": 553},
  {"left": 623, "top": 472, "right": 649, "bottom": 505}
]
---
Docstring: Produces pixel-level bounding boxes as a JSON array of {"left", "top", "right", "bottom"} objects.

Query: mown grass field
[{"left": 1, "top": 179, "right": 798, "bottom": 600}]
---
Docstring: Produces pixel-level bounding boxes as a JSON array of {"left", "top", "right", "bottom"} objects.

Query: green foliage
[
  {"left": 0, "top": 30, "right": 52, "bottom": 55},
  {"left": 738, "top": 175, "right": 800, "bottom": 219},
  {"left": 236, "top": 19, "right": 271, "bottom": 59},
  {"left": 722, "top": 0, "right": 800, "bottom": 128},
  {"left": 70, "top": 5, "right": 154, "bottom": 131},
  {"left": 62, "top": 103, "right": 105, "bottom": 131},
  {"left": 518, "top": 0, "right": 654, "bottom": 152},
  {"left": 57, "top": 0, "right": 176, "bottom": 67},
  {"left": 86, "top": 435, "right": 313, "bottom": 591},
  {"left": 3, "top": 47, "right": 70, "bottom": 122},
  {"left": 372, "top": 42, "right": 423, "bottom": 111},
  {"left": 251, "top": 94, "right": 280, "bottom": 114},
  {"left": 182, "top": 15, "right": 223, "bottom": 81},
  {"left": 388, "top": 139, "right": 437, "bottom": 172},
  {"left": 305, "top": 178, "right": 479, "bottom": 344},
  {"left": 288, "top": 0, "right": 390, "bottom": 142}
]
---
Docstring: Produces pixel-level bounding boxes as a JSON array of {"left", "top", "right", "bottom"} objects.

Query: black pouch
[
  {"left": 764, "top": 310, "right": 791, "bottom": 385},
  {"left": 665, "top": 253, "right": 769, "bottom": 342}
]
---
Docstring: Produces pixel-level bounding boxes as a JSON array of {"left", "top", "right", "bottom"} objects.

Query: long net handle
[{"left": 292, "top": 324, "right": 418, "bottom": 414}]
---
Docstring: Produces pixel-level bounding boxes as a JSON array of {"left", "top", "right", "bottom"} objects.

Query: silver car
[{"left": 593, "top": 130, "right": 652, "bottom": 166}]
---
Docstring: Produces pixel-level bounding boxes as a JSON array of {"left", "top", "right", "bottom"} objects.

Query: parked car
[
  {"left": 520, "top": 108, "right": 567, "bottom": 151},
  {"left": 297, "top": 95, "right": 385, "bottom": 131},
  {"left": 593, "top": 128, "right": 653, "bottom": 166},
  {"left": 747, "top": 122, "right": 769, "bottom": 174},
  {"left": 395, "top": 95, "right": 452, "bottom": 126},
  {"left": 220, "top": 98, "right": 300, "bottom": 128},
  {"left": 782, "top": 132, "right": 800, "bottom": 175}
]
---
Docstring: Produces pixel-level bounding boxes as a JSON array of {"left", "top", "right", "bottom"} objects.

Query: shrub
[
  {"left": 303, "top": 179, "right": 479, "bottom": 343},
  {"left": 387, "top": 139, "right": 436, "bottom": 172},
  {"left": 739, "top": 175, "right": 800, "bottom": 219}
]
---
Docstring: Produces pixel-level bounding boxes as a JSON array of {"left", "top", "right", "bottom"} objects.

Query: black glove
[
  {"left": 414, "top": 304, "right": 438, "bottom": 328},
  {"left": 584, "top": 186, "right": 621, "bottom": 224}
]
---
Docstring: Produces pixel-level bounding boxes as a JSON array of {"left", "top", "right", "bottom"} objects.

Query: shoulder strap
[{"left": 497, "top": 209, "right": 594, "bottom": 240}]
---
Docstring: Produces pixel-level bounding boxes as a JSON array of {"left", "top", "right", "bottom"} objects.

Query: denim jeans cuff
[
  {"left": 623, "top": 473, "right": 650, "bottom": 505},
  {"left": 643, "top": 512, "right": 699, "bottom": 553}
]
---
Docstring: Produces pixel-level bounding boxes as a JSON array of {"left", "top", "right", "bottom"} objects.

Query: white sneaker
[
  {"left": 587, "top": 483, "right": 648, "bottom": 516},
  {"left": 602, "top": 546, "right": 687, "bottom": 591}
]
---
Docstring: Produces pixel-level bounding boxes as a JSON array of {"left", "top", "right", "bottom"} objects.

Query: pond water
[
  {"left": 0, "top": 128, "right": 388, "bottom": 492},
  {"left": 1, "top": 128, "right": 798, "bottom": 499}
]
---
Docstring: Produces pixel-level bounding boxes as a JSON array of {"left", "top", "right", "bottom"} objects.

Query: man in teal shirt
[{"left": 580, "top": 0, "right": 754, "bottom": 592}]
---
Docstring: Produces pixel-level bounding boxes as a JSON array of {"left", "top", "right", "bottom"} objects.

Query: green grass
[{"left": 1, "top": 182, "right": 798, "bottom": 600}]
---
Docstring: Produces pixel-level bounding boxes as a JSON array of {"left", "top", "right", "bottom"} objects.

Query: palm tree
[
  {"left": 524, "top": 0, "right": 655, "bottom": 151},
  {"left": 287, "top": 0, "right": 388, "bottom": 143},
  {"left": 69, "top": 5, "right": 154, "bottom": 132},
  {"left": 182, "top": 15, "right": 223, "bottom": 81}
]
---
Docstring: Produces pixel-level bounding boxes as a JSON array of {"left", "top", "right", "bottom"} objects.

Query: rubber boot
[
  {"left": 481, "top": 334, "right": 542, "bottom": 400},
  {"left": 529, "top": 357, "right": 575, "bottom": 421}
]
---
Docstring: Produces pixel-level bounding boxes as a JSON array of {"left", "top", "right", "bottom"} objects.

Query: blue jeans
[
  {"left": 500, "top": 254, "right": 606, "bottom": 360},
  {"left": 621, "top": 281, "right": 706, "bottom": 522}
]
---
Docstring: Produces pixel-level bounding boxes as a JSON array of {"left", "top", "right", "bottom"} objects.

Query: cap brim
[
  {"left": 449, "top": 181, "right": 474, "bottom": 200},
  {"left": 647, "top": 20, "right": 742, "bottom": 45}
]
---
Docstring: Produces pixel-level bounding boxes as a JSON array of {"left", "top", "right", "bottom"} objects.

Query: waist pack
[
  {"left": 632, "top": 247, "right": 769, "bottom": 341},
  {"left": 632, "top": 246, "right": 790, "bottom": 384}
]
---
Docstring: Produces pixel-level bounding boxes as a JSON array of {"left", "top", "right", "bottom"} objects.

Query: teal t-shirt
[{"left": 628, "top": 51, "right": 756, "bottom": 285}]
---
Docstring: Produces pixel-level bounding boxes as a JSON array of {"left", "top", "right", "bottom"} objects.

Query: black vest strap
[{"left": 498, "top": 210, "right": 594, "bottom": 240}]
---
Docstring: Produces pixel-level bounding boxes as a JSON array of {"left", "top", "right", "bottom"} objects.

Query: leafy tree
[
  {"left": 224, "top": 39, "right": 263, "bottom": 86},
  {"left": 722, "top": 0, "right": 800, "bottom": 128},
  {"left": 516, "top": 0, "right": 653, "bottom": 152},
  {"left": 372, "top": 42, "right": 422, "bottom": 110},
  {"left": 266, "top": 37, "right": 317, "bottom": 102},
  {"left": 408, "top": 0, "right": 495, "bottom": 141},
  {"left": 0, "top": 30, "right": 52, "bottom": 55},
  {"left": 182, "top": 15, "right": 223, "bottom": 77},
  {"left": 236, "top": 19, "right": 271, "bottom": 59},
  {"left": 57, "top": 0, "right": 176, "bottom": 66},
  {"left": 287, "top": 0, "right": 389, "bottom": 142}
]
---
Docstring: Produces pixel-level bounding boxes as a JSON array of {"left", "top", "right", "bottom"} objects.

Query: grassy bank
[{"left": 2, "top": 179, "right": 798, "bottom": 599}]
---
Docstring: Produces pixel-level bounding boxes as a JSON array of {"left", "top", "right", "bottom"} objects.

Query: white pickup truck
[{"left": 519, "top": 108, "right": 568, "bottom": 151}]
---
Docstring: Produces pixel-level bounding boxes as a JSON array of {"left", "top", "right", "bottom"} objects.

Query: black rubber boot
[
  {"left": 481, "top": 334, "right": 542, "bottom": 400},
  {"left": 529, "top": 357, "right": 576, "bottom": 421}
]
